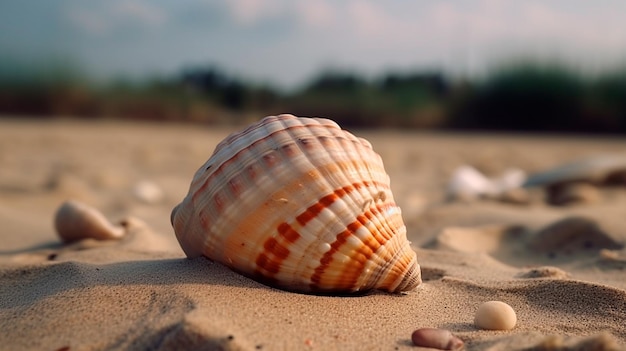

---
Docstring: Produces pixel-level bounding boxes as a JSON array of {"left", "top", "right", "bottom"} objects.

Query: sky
[{"left": 2, "top": 0, "right": 626, "bottom": 89}]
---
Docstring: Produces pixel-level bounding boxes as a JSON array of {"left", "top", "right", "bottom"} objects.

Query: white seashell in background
[
  {"left": 495, "top": 168, "right": 527, "bottom": 193},
  {"left": 447, "top": 165, "right": 494, "bottom": 200},
  {"left": 523, "top": 154, "right": 626, "bottom": 188},
  {"left": 171, "top": 114, "right": 421, "bottom": 294},
  {"left": 446, "top": 165, "right": 527, "bottom": 201},
  {"left": 54, "top": 200, "right": 125, "bottom": 243}
]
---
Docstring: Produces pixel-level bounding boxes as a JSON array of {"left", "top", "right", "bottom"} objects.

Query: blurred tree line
[{"left": 1, "top": 59, "right": 626, "bottom": 134}]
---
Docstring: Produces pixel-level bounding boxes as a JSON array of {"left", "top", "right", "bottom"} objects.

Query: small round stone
[
  {"left": 474, "top": 301, "right": 517, "bottom": 330},
  {"left": 411, "top": 328, "right": 464, "bottom": 350}
]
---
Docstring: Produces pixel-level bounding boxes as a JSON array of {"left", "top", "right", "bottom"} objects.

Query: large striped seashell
[{"left": 171, "top": 114, "right": 421, "bottom": 294}]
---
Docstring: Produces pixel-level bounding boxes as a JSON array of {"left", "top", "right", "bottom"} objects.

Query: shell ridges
[{"left": 171, "top": 114, "right": 421, "bottom": 294}]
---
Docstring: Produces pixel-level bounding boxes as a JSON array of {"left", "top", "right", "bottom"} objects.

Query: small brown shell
[
  {"left": 171, "top": 114, "right": 421, "bottom": 294},
  {"left": 54, "top": 200, "right": 125, "bottom": 243}
]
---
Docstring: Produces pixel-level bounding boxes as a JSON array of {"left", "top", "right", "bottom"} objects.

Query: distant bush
[
  {"left": 587, "top": 71, "right": 626, "bottom": 132},
  {"left": 0, "top": 58, "right": 96, "bottom": 116},
  {"left": 450, "top": 63, "right": 586, "bottom": 131},
  {"left": 284, "top": 71, "right": 449, "bottom": 128},
  {"left": 1, "top": 59, "right": 626, "bottom": 134}
]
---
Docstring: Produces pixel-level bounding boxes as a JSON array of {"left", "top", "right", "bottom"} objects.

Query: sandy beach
[{"left": 1, "top": 117, "right": 625, "bottom": 350}]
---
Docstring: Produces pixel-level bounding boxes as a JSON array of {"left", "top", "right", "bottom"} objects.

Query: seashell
[
  {"left": 171, "top": 114, "right": 421, "bottom": 294},
  {"left": 523, "top": 154, "right": 626, "bottom": 188},
  {"left": 446, "top": 165, "right": 495, "bottom": 201},
  {"left": 447, "top": 165, "right": 527, "bottom": 202},
  {"left": 54, "top": 200, "right": 125, "bottom": 243}
]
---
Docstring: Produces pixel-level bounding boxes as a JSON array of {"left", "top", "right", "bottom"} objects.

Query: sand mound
[{"left": 2, "top": 120, "right": 626, "bottom": 350}]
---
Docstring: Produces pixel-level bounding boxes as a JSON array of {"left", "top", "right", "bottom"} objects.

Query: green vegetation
[{"left": 1, "top": 59, "right": 626, "bottom": 134}]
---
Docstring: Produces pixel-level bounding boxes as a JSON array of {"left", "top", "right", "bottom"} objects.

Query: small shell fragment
[
  {"left": 411, "top": 328, "right": 464, "bottom": 350},
  {"left": 54, "top": 200, "right": 125, "bottom": 243},
  {"left": 474, "top": 301, "right": 517, "bottom": 330}
]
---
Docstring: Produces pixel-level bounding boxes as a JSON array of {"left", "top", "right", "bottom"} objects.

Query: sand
[{"left": 1, "top": 118, "right": 625, "bottom": 351}]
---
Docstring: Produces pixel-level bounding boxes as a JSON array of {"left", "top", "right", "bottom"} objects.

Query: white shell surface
[
  {"left": 171, "top": 114, "right": 421, "bottom": 293},
  {"left": 523, "top": 154, "right": 626, "bottom": 187}
]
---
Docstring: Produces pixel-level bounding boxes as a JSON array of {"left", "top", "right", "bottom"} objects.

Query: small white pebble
[
  {"left": 474, "top": 301, "right": 517, "bottom": 330},
  {"left": 132, "top": 180, "right": 164, "bottom": 204}
]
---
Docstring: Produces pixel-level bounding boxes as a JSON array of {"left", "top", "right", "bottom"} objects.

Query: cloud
[
  {"left": 345, "top": 1, "right": 393, "bottom": 36},
  {"left": 223, "top": 0, "right": 336, "bottom": 30},
  {"left": 66, "top": 7, "right": 110, "bottom": 36},
  {"left": 65, "top": 0, "right": 166, "bottom": 36},
  {"left": 226, "top": 0, "right": 287, "bottom": 26},
  {"left": 46, "top": 0, "right": 626, "bottom": 86},
  {"left": 296, "top": 1, "right": 335, "bottom": 28},
  {"left": 112, "top": 1, "right": 166, "bottom": 26}
]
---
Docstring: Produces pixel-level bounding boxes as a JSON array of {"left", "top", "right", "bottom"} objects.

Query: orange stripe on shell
[{"left": 253, "top": 181, "right": 391, "bottom": 288}]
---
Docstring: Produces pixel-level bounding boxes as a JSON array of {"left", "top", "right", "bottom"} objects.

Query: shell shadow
[
  {"left": 0, "top": 241, "right": 64, "bottom": 255},
  {"left": 0, "top": 257, "right": 275, "bottom": 308},
  {"left": 395, "top": 338, "right": 414, "bottom": 348},
  {"left": 0, "top": 255, "right": 393, "bottom": 309},
  {"left": 439, "top": 322, "right": 477, "bottom": 332}
]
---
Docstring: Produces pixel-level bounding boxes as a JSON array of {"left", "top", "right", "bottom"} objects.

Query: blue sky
[{"left": 2, "top": 0, "right": 626, "bottom": 89}]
